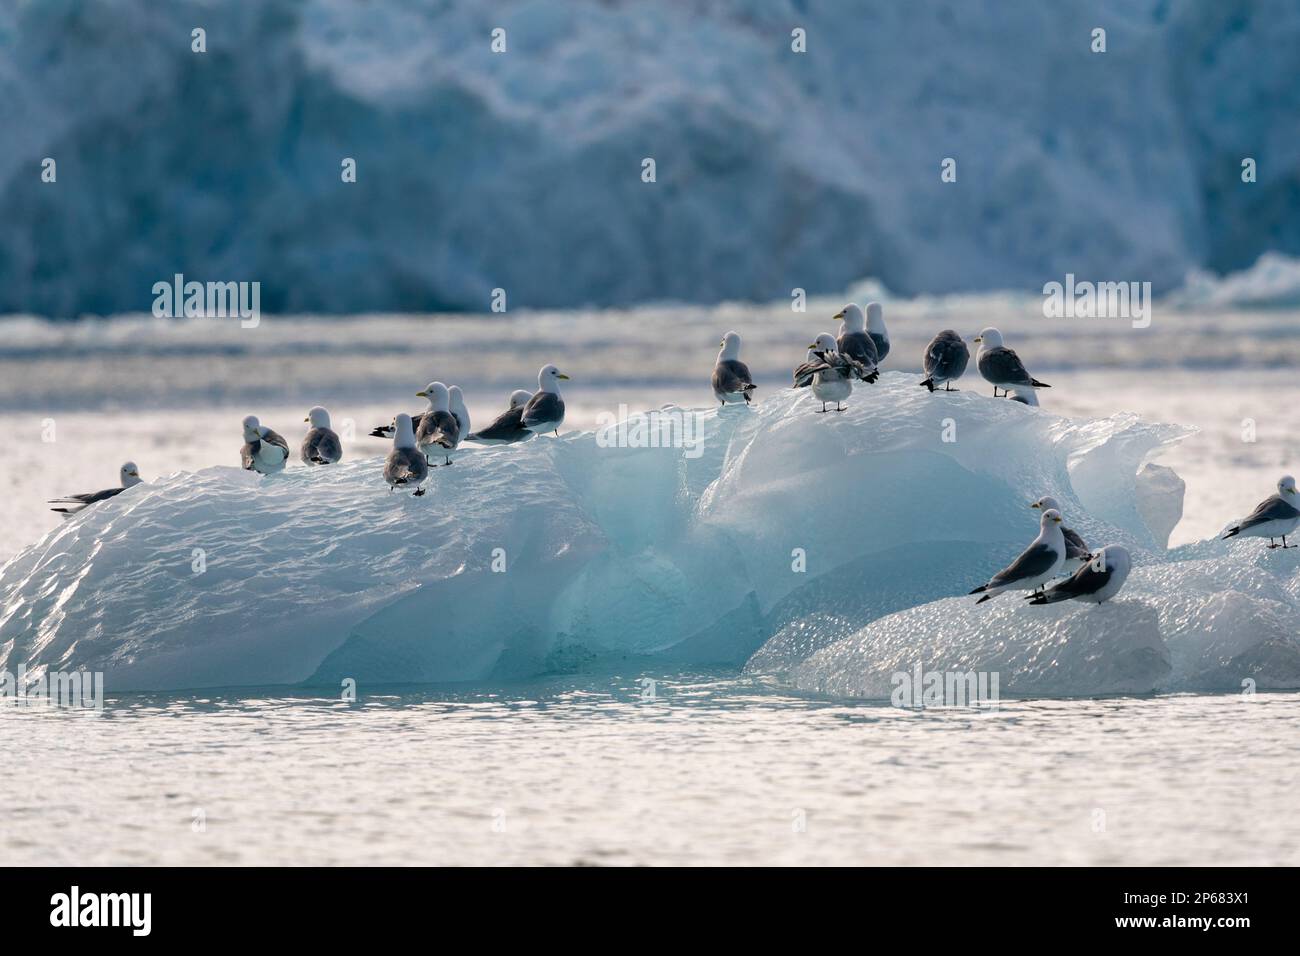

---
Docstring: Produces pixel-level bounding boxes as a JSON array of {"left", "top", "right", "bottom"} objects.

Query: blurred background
[{"left": 1, "top": 0, "right": 1298, "bottom": 557}]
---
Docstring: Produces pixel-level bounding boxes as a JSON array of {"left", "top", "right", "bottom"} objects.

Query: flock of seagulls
[{"left": 47, "top": 301, "right": 1298, "bottom": 610}]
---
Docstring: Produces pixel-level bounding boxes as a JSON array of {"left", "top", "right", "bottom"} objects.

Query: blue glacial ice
[{"left": 2, "top": 372, "right": 1256, "bottom": 694}]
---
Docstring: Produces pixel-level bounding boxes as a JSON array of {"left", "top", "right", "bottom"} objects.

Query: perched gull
[
  {"left": 384, "top": 413, "right": 429, "bottom": 496},
  {"left": 1222, "top": 475, "right": 1300, "bottom": 548},
  {"left": 449, "top": 385, "right": 471, "bottom": 438},
  {"left": 240, "top": 415, "right": 290, "bottom": 474},
  {"left": 522, "top": 364, "right": 569, "bottom": 436},
  {"left": 712, "top": 331, "right": 757, "bottom": 405},
  {"left": 415, "top": 382, "right": 461, "bottom": 466},
  {"left": 466, "top": 389, "right": 536, "bottom": 445},
  {"left": 792, "top": 333, "right": 858, "bottom": 412},
  {"left": 968, "top": 508, "right": 1066, "bottom": 603},
  {"left": 1030, "top": 495, "right": 1091, "bottom": 567},
  {"left": 919, "top": 330, "right": 969, "bottom": 392},
  {"left": 49, "top": 462, "right": 142, "bottom": 516},
  {"left": 301, "top": 406, "right": 343, "bottom": 465},
  {"left": 974, "top": 327, "right": 1050, "bottom": 398},
  {"left": 864, "top": 301, "right": 889, "bottom": 363},
  {"left": 1027, "top": 546, "right": 1132, "bottom": 605},
  {"left": 830, "top": 304, "right": 880, "bottom": 382}
]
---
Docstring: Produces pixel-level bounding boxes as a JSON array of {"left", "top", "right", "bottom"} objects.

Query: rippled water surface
[{"left": 4, "top": 673, "right": 1298, "bottom": 865}]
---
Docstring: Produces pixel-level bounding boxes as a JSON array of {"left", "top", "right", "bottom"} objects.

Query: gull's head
[
  {"left": 539, "top": 364, "right": 569, "bottom": 390},
  {"left": 1280, "top": 475, "right": 1297, "bottom": 496},
  {"left": 416, "top": 382, "right": 450, "bottom": 410},
  {"left": 120, "top": 461, "right": 141, "bottom": 484},
  {"left": 813, "top": 332, "right": 838, "bottom": 353},
  {"left": 448, "top": 385, "right": 466, "bottom": 410},
  {"left": 865, "top": 301, "right": 885, "bottom": 333},
  {"left": 393, "top": 413, "right": 416, "bottom": 447},
  {"left": 718, "top": 331, "right": 742, "bottom": 359},
  {"left": 242, "top": 415, "right": 261, "bottom": 441},
  {"left": 974, "top": 327, "right": 1002, "bottom": 349},
  {"left": 1040, "top": 508, "right": 1063, "bottom": 527},
  {"left": 509, "top": 389, "right": 533, "bottom": 409},
  {"left": 1031, "top": 495, "right": 1061, "bottom": 512},
  {"left": 833, "top": 303, "right": 864, "bottom": 331},
  {"left": 305, "top": 406, "right": 330, "bottom": 428}
]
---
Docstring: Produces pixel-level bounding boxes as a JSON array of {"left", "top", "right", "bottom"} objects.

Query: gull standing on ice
[
  {"left": 918, "top": 330, "right": 969, "bottom": 392},
  {"left": 864, "top": 301, "right": 890, "bottom": 363},
  {"left": 49, "top": 462, "right": 143, "bottom": 516},
  {"left": 1030, "top": 495, "right": 1091, "bottom": 567},
  {"left": 792, "top": 333, "right": 857, "bottom": 412},
  {"left": 1222, "top": 475, "right": 1300, "bottom": 549},
  {"left": 301, "top": 406, "right": 343, "bottom": 465},
  {"left": 1027, "top": 545, "right": 1132, "bottom": 605},
  {"left": 384, "top": 413, "right": 429, "bottom": 496},
  {"left": 712, "top": 331, "right": 757, "bottom": 405},
  {"left": 415, "top": 382, "right": 461, "bottom": 466},
  {"left": 522, "top": 364, "right": 569, "bottom": 436},
  {"left": 449, "top": 385, "right": 471, "bottom": 438},
  {"left": 968, "top": 508, "right": 1066, "bottom": 603},
  {"left": 240, "top": 415, "right": 290, "bottom": 474},
  {"left": 974, "top": 328, "right": 1050, "bottom": 398},
  {"left": 829, "top": 304, "right": 880, "bottom": 383},
  {"left": 466, "top": 389, "right": 536, "bottom": 445}
]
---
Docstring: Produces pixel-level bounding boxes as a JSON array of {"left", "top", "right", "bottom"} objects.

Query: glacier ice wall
[
  {"left": 0, "top": 373, "right": 1191, "bottom": 690},
  {"left": 2, "top": 0, "right": 1299, "bottom": 316}
]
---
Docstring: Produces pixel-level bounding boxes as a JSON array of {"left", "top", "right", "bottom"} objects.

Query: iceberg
[{"left": 0, "top": 373, "right": 1204, "bottom": 692}]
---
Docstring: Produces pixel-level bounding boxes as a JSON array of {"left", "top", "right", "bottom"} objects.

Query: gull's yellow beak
[
  {"left": 557, "top": 373, "right": 570, "bottom": 380},
  {"left": 303, "top": 416, "right": 309, "bottom": 422},
  {"left": 1030, "top": 502, "right": 1040, "bottom": 509},
  {"left": 808, "top": 343, "right": 819, "bottom": 349},
  {"left": 832, "top": 311, "right": 845, "bottom": 320},
  {"left": 1052, "top": 516, "right": 1063, "bottom": 523},
  {"left": 973, "top": 336, "right": 982, "bottom": 344},
  {"left": 415, "top": 391, "right": 427, "bottom": 397}
]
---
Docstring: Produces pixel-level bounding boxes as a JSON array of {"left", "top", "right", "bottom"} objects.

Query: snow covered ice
[{"left": 10, "top": 373, "right": 1287, "bottom": 694}]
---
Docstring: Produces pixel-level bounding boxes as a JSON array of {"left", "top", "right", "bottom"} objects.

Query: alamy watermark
[
  {"left": 595, "top": 405, "right": 705, "bottom": 459},
  {"left": 1042, "top": 273, "right": 1151, "bottom": 329},
  {"left": 890, "top": 664, "right": 1000, "bottom": 710},
  {"left": 1, "top": 666, "right": 104, "bottom": 711},
  {"left": 152, "top": 273, "right": 260, "bottom": 328}
]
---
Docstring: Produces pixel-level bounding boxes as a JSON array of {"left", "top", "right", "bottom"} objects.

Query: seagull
[
  {"left": 522, "top": 364, "right": 569, "bottom": 436},
  {"left": 240, "top": 415, "right": 290, "bottom": 474},
  {"left": 1027, "top": 546, "right": 1132, "bottom": 605},
  {"left": 1030, "top": 495, "right": 1091, "bottom": 567},
  {"left": 974, "top": 328, "right": 1050, "bottom": 398},
  {"left": 968, "top": 508, "right": 1066, "bottom": 603},
  {"left": 449, "top": 385, "right": 470, "bottom": 438},
  {"left": 384, "top": 413, "right": 429, "bottom": 496},
  {"left": 712, "top": 331, "right": 757, "bottom": 405},
  {"left": 919, "top": 330, "right": 969, "bottom": 392},
  {"left": 301, "top": 406, "right": 343, "bottom": 465},
  {"left": 49, "top": 462, "right": 143, "bottom": 516},
  {"left": 466, "top": 389, "right": 537, "bottom": 445},
  {"left": 829, "top": 304, "right": 880, "bottom": 382},
  {"left": 415, "top": 382, "right": 461, "bottom": 466},
  {"left": 1222, "top": 475, "right": 1300, "bottom": 548},
  {"left": 792, "top": 333, "right": 860, "bottom": 412},
  {"left": 864, "top": 301, "right": 889, "bottom": 363}
]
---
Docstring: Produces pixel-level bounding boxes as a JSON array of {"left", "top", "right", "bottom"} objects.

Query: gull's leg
[
  {"left": 818, "top": 402, "right": 827, "bottom": 413},
  {"left": 1268, "top": 537, "right": 1279, "bottom": 549},
  {"left": 444, "top": 455, "right": 452, "bottom": 466},
  {"left": 413, "top": 487, "right": 426, "bottom": 497}
]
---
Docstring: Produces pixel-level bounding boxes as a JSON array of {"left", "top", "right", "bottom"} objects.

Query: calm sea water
[{"left": 4, "top": 671, "right": 1298, "bottom": 866}]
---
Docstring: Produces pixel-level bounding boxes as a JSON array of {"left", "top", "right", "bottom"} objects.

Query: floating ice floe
[{"left": 0, "top": 373, "right": 1256, "bottom": 694}]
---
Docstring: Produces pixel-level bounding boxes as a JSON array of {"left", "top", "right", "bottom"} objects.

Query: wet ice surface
[{"left": 3, "top": 674, "right": 1298, "bottom": 866}]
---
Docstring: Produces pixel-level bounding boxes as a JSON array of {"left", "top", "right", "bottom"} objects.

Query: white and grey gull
[
  {"left": 415, "top": 382, "right": 461, "bottom": 466},
  {"left": 712, "top": 331, "right": 757, "bottom": 405},
  {"left": 521, "top": 364, "right": 569, "bottom": 435},
  {"left": 968, "top": 508, "right": 1066, "bottom": 603},
  {"left": 240, "top": 415, "right": 290, "bottom": 475},
  {"left": 1027, "top": 546, "right": 1132, "bottom": 605},
  {"left": 1222, "top": 475, "right": 1300, "bottom": 548},
  {"left": 301, "top": 406, "right": 343, "bottom": 465},
  {"left": 829, "top": 304, "right": 880, "bottom": 383},
  {"left": 383, "top": 413, "right": 429, "bottom": 496},
  {"left": 974, "top": 327, "right": 1050, "bottom": 398},
  {"left": 919, "top": 330, "right": 969, "bottom": 392},
  {"left": 49, "top": 462, "right": 143, "bottom": 516}
]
